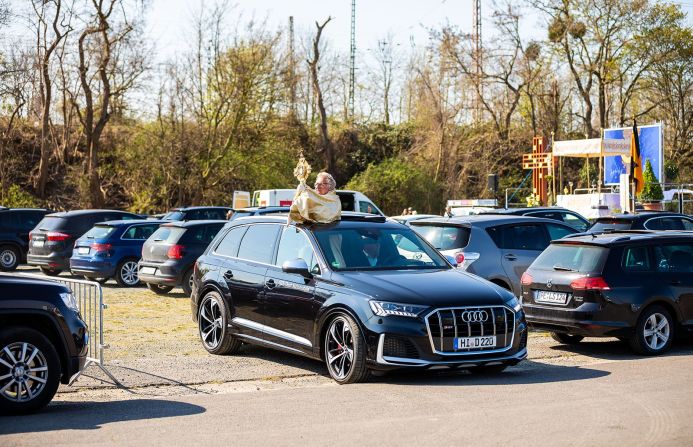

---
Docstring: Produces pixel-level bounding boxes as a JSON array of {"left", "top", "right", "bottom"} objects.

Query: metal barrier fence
[{"left": 18, "top": 273, "right": 118, "bottom": 385}]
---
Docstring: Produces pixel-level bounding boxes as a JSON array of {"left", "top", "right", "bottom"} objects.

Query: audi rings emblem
[{"left": 461, "top": 310, "right": 488, "bottom": 323}]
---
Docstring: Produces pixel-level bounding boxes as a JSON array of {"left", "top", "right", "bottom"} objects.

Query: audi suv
[{"left": 191, "top": 213, "right": 527, "bottom": 384}]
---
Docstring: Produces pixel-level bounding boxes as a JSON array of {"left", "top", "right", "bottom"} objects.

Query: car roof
[
  {"left": 95, "top": 219, "right": 166, "bottom": 226},
  {"left": 481, "top": 207, "right": 576, "bottom": 214},
  {"left": 594, "top": 212, "right": 690, "bottom": 221},
  {"left": 161, "top": 219, "right": 228, "bottom": 228},
  {"left": 553, "top": 230, "right": 693, "bottom": 247},
  {"left": 46, "top": 209, "right": 139, "bottom": 218},
  {"left": 410, "top": 214, "right": 572, "bottom": 227},
  {"left": 235, "top": 206, "right": 290, "bottom": 212},
  {"left": 0, "top": 274, "right": 69, "bottom": 290},
  {"left": 227, "top": 212, "right": 397, "bottom": 229},
  {"left": 0, "top": 207, "right": 51, "bottom": 212},
  {"left": 170, "top": 206, "right": 232, "bottom": 211}
]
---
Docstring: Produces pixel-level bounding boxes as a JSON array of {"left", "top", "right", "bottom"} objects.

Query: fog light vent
[{"left": 383, "top": 335, "right": 419, "bottom": 359}]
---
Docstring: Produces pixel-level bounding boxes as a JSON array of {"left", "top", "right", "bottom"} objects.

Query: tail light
[
  {"left": 91, "top": 243, "right": 112, "bottom": 252},
  {"left": 521, "top": 272, "right": 533, "bottom": 286},
  {"left": 29, "top": 231, "right": 33, "bottom": 241},
  {"left": 167, "top": 244, "right": 185, "bottom": 259},
  {"left": 455, "top": 253, "right": 465, "bottom": 264},
  {"left": 46, "top": 231, "right": 70, "bottom": 242},
  {"left": 454, "top": 251, "right": 480, "bottom": 270},
  {"left": 570, "top": 276, "right": 610, "bottom": 291}
]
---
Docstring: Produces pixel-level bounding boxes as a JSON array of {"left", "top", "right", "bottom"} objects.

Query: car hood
[{"left": 331, "top": 268, "right": 511, "bottom": 308}]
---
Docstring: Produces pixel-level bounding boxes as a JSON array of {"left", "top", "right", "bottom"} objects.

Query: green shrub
[
  {"left": 1, "top": 184, "right": 43, "bottom": 208},
  {"left": 639, "top": 159, "right": 663, "bottom": 202}
]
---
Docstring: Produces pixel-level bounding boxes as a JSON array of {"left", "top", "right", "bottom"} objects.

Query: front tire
[
  {"left": 630, "top": 305, "right": 674, "bottom": 355},
  {"left": 324, "top": 313, "right": 370, "bottom": 384},
  {"left": 0, "top": 245, "right": 20, "bottom": 271},
  {"left": 551, "top": 332, "right": 584, "bottom": 345},
  {"left": 0, "top": 326, "right": 61, "bottom": 415},
  {"left": 146, "top": 283, "right": 173, "bottom": 294},
  {"left": 115, "top": 259, "right": 140, "bottom": 287},
  {"left": 198, "top": 291, "right": 241, "bottom": 355}
]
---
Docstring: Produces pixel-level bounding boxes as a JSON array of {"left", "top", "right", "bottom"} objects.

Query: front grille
[
  {"left": 426, "top": 306, "right": 515, "bottom": 354},
  {"left": 382, "top": 335, "right": 420, "bottom": 359}
]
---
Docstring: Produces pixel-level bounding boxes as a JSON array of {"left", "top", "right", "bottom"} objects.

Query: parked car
[
  {"left": 0, "top": 275, "right": 88, "bottom": 414},
  {"left": 480, "top": 207, "right": 590, "bottom": 232},
  {"left": 253, "top": 189, "right": 384, "bottom": 215},
  {"left": 138, "top": 220, "right": 226, "bottom": 295},
  {"left": 191, "top": 213, "right": 527, "bottom": 384},
  {"left": 521, "top": 231, "right": 693, "bottom": 355},
  {"left": 69, "top": 220, "right": 165, "bottom": 286},
  {"left": 0, "top": 208, "right": 51, "bottom": 271},
  {"left": 410, "top": 215, "right": 579, "bottom": 298},
  {"left": 27, "top": 210, "right": 142, "bottom": 276},
  {"left": 389, "top": 214, "right": 441, "bottom": 226},
  {"left": 229, "top": 206, "right": 289, "bottom": 220},
  {"left": 161, "top": 206, "right": 233, "bottom": 221},
  {"left": 588, "top": 212, "right": 693, "bottom": 233}
]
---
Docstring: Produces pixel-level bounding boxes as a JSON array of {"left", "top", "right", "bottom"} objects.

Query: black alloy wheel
[
  {"left": 0, "top": 326, "right": 61, "bottom": 415},
  {"left": 146, "top": 283, "right": 173, "bottom": 294},
  {"left": 39, "top": 267, "right": 62, "bottom": 276},
  {"left": 0, "top": 245, "right": 20, "bottom": 271},
  {"left": 324, "top": 313, "right": 369, "bottom": 384},
  {"left": 115, "top": 258, "right": 140, "bottom": 287},
  {"left": 550, "top": 332, "right": 584, "bottom": 345},
  {"left": 630, "top": 305, "right": 674, "bottom": 355},
  {"left": 198, "top": 291, "right": 241, "bottom": 355}
]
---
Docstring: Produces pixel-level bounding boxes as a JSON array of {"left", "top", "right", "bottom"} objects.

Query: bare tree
[{"left": 307, "top": 17, "right": 334, "bottom": 174}]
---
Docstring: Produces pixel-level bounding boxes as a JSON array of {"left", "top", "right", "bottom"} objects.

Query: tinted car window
[
  {"left": 182, "top": 223, "right": 224, "bottom": 244},
  {"left": 531, "top": 244, "right": 608, "bottom": 273},
  {"left": 214, "top": 226, "right": 247, "bottom": 257},
  {"left": 488, "top": 224, "right": 547, "bottom": 251},
  {"left": 150, "top": 226, "right": 186, "bottom": 243},
  {"left": 84, "top": 225, "right": 117, "bottom": 239},
  {"left": 653, "top": 244, "right": 693, "bottom": 273},
  {"left": 590, "top": 219, "right": 632, "bottom": 232},
  {"left": 546, "top": 223, "right": 576, "bottom": 240},
  {"left": 162, "top": 211, "right": 185, "bottom": 220},
  {"left": 645, "top": 217, "right": 691, "bottom": 231},
  {"left": 561, "top": 213, "right": 589, "bottom": 232},
  {"left": 411, "top": 225, "right": 470, "bottom": 251},
  {"left": 358, "top": 201, "right": 378, "bottom": 214},
  {"left": 622, "top": 246, "right": 651, "bottom": 271},
  {"left": 122, "top": 224, "right": 158, "bottom": 240},
  {"left": 237, "top": 224, "right": 280, "bottom": 263},
  {"left": 34, "top": 216, "right": 66, "bottom": 231},
  {"left": 275, "top": 226, "right": 316, "bottom": 271},
  {"left": 0, "top": 212, "right": 18, "bottom": 228}
]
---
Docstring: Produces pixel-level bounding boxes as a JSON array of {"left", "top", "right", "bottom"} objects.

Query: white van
[{"left": 252, "top": 189, "right": 385, "bottom": 215}]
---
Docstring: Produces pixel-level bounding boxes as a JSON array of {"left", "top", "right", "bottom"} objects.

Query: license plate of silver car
[
  {"left": 33, "top": 240, "right": 44, "bottom": 247},
  {"left": 78, "top": 247, "right": 90, "bottom": 254},
  {"left": 140, "top": 266, "right": 156, "bottom": 275},
  {"left": 455, "top": 336, "right": 496, "bottom": 350},
  {"left": 535, "top": 290, "right": 568, "bottom": 305}
]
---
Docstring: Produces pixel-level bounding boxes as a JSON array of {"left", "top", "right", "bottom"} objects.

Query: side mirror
[
  {"left": 445, "top": 255, "right": 458, "bottom": 268},
  {"left": 282, "top": 258, "right": 312, "bottom": 278}
]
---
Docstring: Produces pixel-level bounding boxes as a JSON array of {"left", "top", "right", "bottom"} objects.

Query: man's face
[
  {"left": 363, "top": 240, "right": 380, "bottom": 258},
  {"left": 314, "top": 176, "right": 331, "bottom": 195}
]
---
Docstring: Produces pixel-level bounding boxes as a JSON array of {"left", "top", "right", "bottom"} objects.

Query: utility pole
[
  {"left": 349, "top": 0, "right": 356, "bottom": 122},
  {"left": 288, "top": 16, "right": 296, "bottom": 115},
  {"left": 472, "top": 0, "right": 482, "bottom": 123}
]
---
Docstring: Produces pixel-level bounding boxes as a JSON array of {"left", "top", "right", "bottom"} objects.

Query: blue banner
[{"left": 603, "top": 124, "right": 662, "bottom": 185}]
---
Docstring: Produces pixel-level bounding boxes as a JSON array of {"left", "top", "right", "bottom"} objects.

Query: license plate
[
  {"left": 140, "top": 266, "right": 156, "bottom": 275},
  {"left": 78, "top": 247, "right": 90, "bottom": 255},
  {"left": 33, "top": 240, "right": 44, "bottom": 247},
  {"left": 535, "top": 290, "right": 569, "bottom": 305},
  {"left": 455, "top": 336, "right": 496, "bottom": 350}
]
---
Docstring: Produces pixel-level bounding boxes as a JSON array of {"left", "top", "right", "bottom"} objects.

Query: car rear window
[
  {"left": 411, "top": 224, "right": 470, "bottom": 251},
  {"left": 590, "top": 219, "right": 632, "bottom": 232},
  {"left": 150, "top": 226, "right": 186, "bottom": 243},
  {"left": 162, "top": 211, "right": 185, "bottom": 220},
  {"left": 531, "top": 244, "right": 608, "bottom": 273},
  {"left": 34, "top": 216, "right": 67, "bottom": 231},
  {"left": 83, "top": 225, "right": 117, "bottom": 239}
]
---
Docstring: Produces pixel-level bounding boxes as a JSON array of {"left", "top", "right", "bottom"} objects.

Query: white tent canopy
[{"left": 553, "top": 138, "right": 631, "bottom": 158}]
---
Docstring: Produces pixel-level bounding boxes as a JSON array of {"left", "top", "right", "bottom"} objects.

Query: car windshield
[
  {"left": 531, "top": 243, "right": 608, "bottom": 273},
  {"left": 410, "top": 224, "right": 471, "bottom": 251},
  {"left": 84, "top": 225, "right": 117, "bottom": 239},
  {"left": 312, "top": 226, "right": 449, "bottom": 271},
  {"left": 590, "top": 219, "right": 632, "bottom": 232}
]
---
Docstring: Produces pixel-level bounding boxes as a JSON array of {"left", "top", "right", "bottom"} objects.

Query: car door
[
  {"left": 489, "top": 223, "right": 550, "bottom": 297},
  {"left": 652, "top": 242, "right": 693, "bottom": 325},
  {"left": 220, "top": 224, "right": 281, "bottom": 339},
  {"left": 262, "top": 225, "right": 319, "bottom": 351}
]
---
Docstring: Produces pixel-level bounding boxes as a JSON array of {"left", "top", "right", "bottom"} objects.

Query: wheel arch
[{"left": 638, "top": 299, "right": 681, "bottom": 326}]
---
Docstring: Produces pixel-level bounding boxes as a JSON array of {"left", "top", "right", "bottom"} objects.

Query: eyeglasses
[{"left": 314, "top": 182, "right": 330, "bottom": 187}]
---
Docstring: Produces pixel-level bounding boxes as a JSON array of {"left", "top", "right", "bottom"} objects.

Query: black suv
[
  {"left": 191, "top": 214, "right": 527, "bottom": 384},
  {"left": 0, "top": 275, "right": 88, "bottom": 414},
  {"left": 521, "top": 231, "right": 693, "bottom": 355},
  {"left": 0, "top": 208, "right": 51, "bottom": 271},
  {"left": 589, "top": 212, "right": 693, "bottom": 233},
  {"left": 480, "top": 207, "right": 590, "bottom": 232},
  {"left": 162, "top": 206, "right": 233, "bottom": 221},
  {"left": 139, "top": 220, "right": 226, "bottom": 295},
  {"left": 27, "top": 209, "right": 142, "bottom": 276}
]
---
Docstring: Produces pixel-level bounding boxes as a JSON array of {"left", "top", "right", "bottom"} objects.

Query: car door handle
[
  {"left": 504, "top": 254, "right": 517, "bottom": 261},
  {"left": 265, "top": 279, "right": 276, "bottom": 289},
  {"left": 223, "top": 270, "right": 234, "bottom": 280}
]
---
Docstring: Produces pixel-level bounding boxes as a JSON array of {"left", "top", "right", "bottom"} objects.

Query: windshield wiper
[{"left": 553, "top": 265, "right": 576, "bottom": 272}]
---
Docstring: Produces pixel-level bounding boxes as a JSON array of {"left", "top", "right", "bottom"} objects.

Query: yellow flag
[{"left": 631, "top": 122, "right": 644, "bottom": 195}]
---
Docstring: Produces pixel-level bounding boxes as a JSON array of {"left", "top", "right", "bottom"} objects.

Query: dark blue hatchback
[{"left": 70, "top": 220, "right": 164, "bottom": 286}]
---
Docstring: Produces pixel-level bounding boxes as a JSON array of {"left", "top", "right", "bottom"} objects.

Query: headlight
[
  {"left": 369, "top": 301, "right": 427, "bottom": 318},
  {"left": 505, "top": 296, "right": 522, "bottom": 312},
  {"left": 60, "top": 292, "right": 80, "bottom": 312}
]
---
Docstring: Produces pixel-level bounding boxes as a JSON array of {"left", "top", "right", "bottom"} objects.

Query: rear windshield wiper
[{"left": 553, "top": 265, "right": 576, "bottom": 272}]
